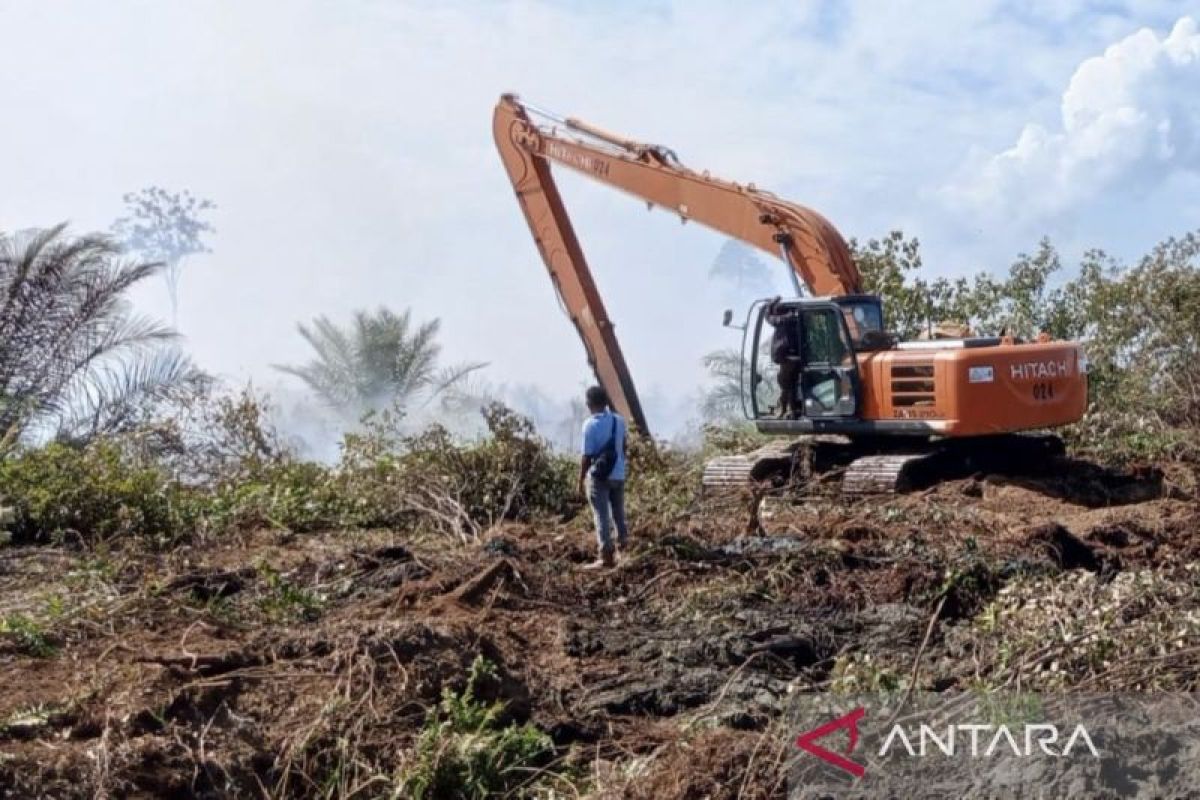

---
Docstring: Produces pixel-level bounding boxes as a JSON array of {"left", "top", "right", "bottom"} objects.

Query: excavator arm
[{"left": 493, "top": 93, "right": 862, "bottom": 434}]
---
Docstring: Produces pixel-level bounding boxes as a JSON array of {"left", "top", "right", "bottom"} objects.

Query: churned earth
[{"left": 0, "top": 461, "right": 1196, "bottom": 798}]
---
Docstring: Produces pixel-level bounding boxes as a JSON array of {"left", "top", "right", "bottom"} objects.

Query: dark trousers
[{"left": 777, "top": 359, "right": 800, "bottom": 414}]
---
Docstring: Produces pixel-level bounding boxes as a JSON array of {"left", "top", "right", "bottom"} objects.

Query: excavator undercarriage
[{"left": 701, "top": 433, "right": 1066, "bottom": 496}]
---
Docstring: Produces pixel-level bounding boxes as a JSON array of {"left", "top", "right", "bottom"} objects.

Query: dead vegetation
[
  {"left": 0, "top": 445, "right": 1195, "bottom": 798},
  {"left": 3, "top": 209, "right": 1199, "bottom": 798}
]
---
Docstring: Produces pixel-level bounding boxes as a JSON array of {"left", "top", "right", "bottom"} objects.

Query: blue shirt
[{"left": 581, "top": 410, "right": 627, "bottom": 481}]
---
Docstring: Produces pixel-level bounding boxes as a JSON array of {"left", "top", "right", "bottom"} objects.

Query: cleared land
[{"left": 0, "top": 461, "right": 1197, "bottom": 798}]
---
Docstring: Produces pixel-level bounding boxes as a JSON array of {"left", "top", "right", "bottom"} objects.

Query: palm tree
[
  {"left": 275, "top": 307, "right": 484, "bottom": 415},
  {"left": 701, "top": 348, "right": 747, "bottom": 422},
  {"left": 0, "top": 224, "right": 203, "bottom": 444}
]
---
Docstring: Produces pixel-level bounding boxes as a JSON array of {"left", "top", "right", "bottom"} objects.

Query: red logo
[{"left": 795, "top": 707, "right": 867, "bottom": 778}]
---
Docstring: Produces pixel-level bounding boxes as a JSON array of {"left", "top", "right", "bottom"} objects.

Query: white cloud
[{"left": 945, "top": 16, "right": 1200, "bottom": 222}]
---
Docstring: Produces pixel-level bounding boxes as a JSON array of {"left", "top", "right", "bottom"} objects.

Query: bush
[
  {"left": 624, "top": 432, "right": 701, "bottom": 528},
  {"left": 0, "top": 440, "right": 192, "bottom": 546},
  {"left": 401, "top": 656, "right": 560, "bottom": 799},
  {"left": 335, "top": 403, "right": 576, "bottom": 541},
  {"left": 127, "top": 384, "right": 292, "bottom": 484},
  {"left": 0, "top": 614, "right": 57, "bottom": 658},
  {"left": 200, "top": 461, "right": 361, "bottom": 535},
  {"left": 397, "top": 404, "right": 574, "bottom": 522},
  {"left": 0, "top": 399, "right": 582, "bottom": 546},
  {"left": 192, "top": 402, "right": 577, "bottom": 540}
]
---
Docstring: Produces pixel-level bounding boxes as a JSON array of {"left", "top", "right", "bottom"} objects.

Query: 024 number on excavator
[{"left": 492, "top": 93, "right": 1087, "bottom": 494}]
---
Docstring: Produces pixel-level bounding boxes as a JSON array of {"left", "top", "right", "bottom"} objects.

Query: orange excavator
[{"left": 493, "top": 93, "right": 1088, "bottom": 493}]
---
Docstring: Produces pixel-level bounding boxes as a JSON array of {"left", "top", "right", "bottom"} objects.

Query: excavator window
[
  {"left": 834, "top": 297, "right": 885, "bottom": 349},
  {"left": 797, "top": 307, "right": 856, "bottom": 416},
  {"left": 802, "top": 309, "right": 852, "bottom": 367},
  {"left": 746, "top": 300, "right": 860, "bottom": 420}
]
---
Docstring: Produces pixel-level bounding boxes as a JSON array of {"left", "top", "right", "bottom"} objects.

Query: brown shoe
[{"left": 582, "top": 550, "right": 616, "bottom": 570}]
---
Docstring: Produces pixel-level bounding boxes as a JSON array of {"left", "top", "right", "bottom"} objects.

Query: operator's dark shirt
[{"left": 768, "top": 308, "right": 799, "bottom": 364}]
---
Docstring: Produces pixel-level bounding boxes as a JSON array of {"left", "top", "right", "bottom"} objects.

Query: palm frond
[
  {"left": 54, "top": 348, "right": 207, "bottom": 442},
  {"left": 275, "top": 306, "right": 483, "bottom": 415},
  {"left": 0, "top": 225, "right": 180, "bottom": 442},
  {"left": 429, "top": 361, "right": 488, "bottom": 397}
]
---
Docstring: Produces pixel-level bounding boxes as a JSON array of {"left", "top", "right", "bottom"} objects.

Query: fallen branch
[
  {"left": 136, "top": 651, "right": 261, "bottom": 676},
  {"left": 885, "top": 591, "right": 948, "bottom": 726},
  {"left": 447, "top": 558, "right": 520, "bottom": 605}
]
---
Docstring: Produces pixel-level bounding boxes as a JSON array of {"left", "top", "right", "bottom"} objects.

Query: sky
[{"left": 1, "top": 0, "right": 1198, "bottom": 437}]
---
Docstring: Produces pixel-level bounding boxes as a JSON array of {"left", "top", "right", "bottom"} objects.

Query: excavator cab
[{"left": 743, "top": 295, "right": 885, "bottom": 423}]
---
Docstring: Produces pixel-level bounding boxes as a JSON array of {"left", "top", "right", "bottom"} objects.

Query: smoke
[
  {"left": 944, "top": 16, "right": 1200, "bottom": 224},
  {"left": 267, "top": 375, "right": 696, "bottom": 462},
  {"left": 10, "top": 0, "right": 1194, "bottom": 439}
]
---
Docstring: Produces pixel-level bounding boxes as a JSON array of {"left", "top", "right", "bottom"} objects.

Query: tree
[
  {"left": 700, "top": 348, "right": 746, "bottom": 422},
  {"left": 1066, "top": 233, "right": 1200, "bottom": 439},
  {"left": 275, "top": 307, "right": 485, "bottom": 416},
  {"left": 0, "top": 224, "right": 204, "bottom": 446},
  {"left": 708, "top": 240, "right": 777, "bottom": 296},
  {"left": 111, "top": 186, "right": 216, "bottom": 320},
  {"left": 851, "top": 231, "right": 1070, "bottom": 340}
]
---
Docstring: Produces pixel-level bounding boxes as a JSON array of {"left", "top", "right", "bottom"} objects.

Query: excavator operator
[{"left": 766, "top": 298, "right": 802, "bottom": 418}]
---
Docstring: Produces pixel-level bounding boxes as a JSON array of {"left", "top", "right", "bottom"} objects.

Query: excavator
[{"left": 493, "top": 93, "right": 1088, "bottom": 494}]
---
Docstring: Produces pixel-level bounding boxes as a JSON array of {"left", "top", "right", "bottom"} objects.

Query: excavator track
[
  {"left": 701, "top": 441, "right": 800, "bottom": 492},
  {"left": 702, "top": 433, "right": 1067, "bottom": 497},
  {"left": 841, "top": 453, "right": 930, "bottom": 495}
]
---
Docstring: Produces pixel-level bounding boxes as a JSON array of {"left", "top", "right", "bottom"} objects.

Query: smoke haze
[{"left": 1, "top": 2, "right": 1195, "bottom": 437}]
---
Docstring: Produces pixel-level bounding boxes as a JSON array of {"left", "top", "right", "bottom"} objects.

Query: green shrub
[
  {"left": 0, "top": 402, "right": 580, "bottom": 546},
  {"left": 0, "top": 440, "right": 192, "bottom": 546},
  {"left": 133, "top": 385, "right": 291, "bottom": 485},
  {"left": 0, "top": 614, "right": 57, "bottom": 658},
  {"left": 195, "top": 403, "right": 576, "bottom": 539},
  {"left": 256, "top": 562, "right": 325, "bottom": 621},
  {"left": 201, "top": 461, "right": 361, "bottom": 535},
  {"left": 394, "top": 404, "right": 575, "bottom": 524},
  {"left": 334, "top": 403, "right": 576, "bottom": 540},
  {"left": 700, "top": 422, "right": 773, "bottom": 458},
  {"left": 401, "top": 656, "right": 558, "bottom": 799},
  {"left": 0, "top": 618, "right": 57, "bottom": 662},
  {"left": 624, "top": 433, "right": 701, "bottom": 528}
]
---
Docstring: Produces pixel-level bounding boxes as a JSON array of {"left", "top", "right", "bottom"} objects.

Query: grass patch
[
  {"left": 400, "top": 655, "right": 571, "bottom": 799},
  {"left": 0, "top": 614, "right": 57, "bottom": 658},
  {"left": 256, "top": 563, "right": 325, "bottom": 622}
]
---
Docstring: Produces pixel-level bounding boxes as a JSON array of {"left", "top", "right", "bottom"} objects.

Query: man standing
[
  {"left": 767, "top": 298, "right": 802, "bottom": 418},
  {"left": 578, "top": 385, "right": 628, "bottom": 569}
]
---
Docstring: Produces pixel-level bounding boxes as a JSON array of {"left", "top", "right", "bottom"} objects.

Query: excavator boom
[
  {"left": 493, "top": 93, "right": 861, "bottom": 433},
  {"left": 493, "top": 96, "right": 648, "bottom": 433}
]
